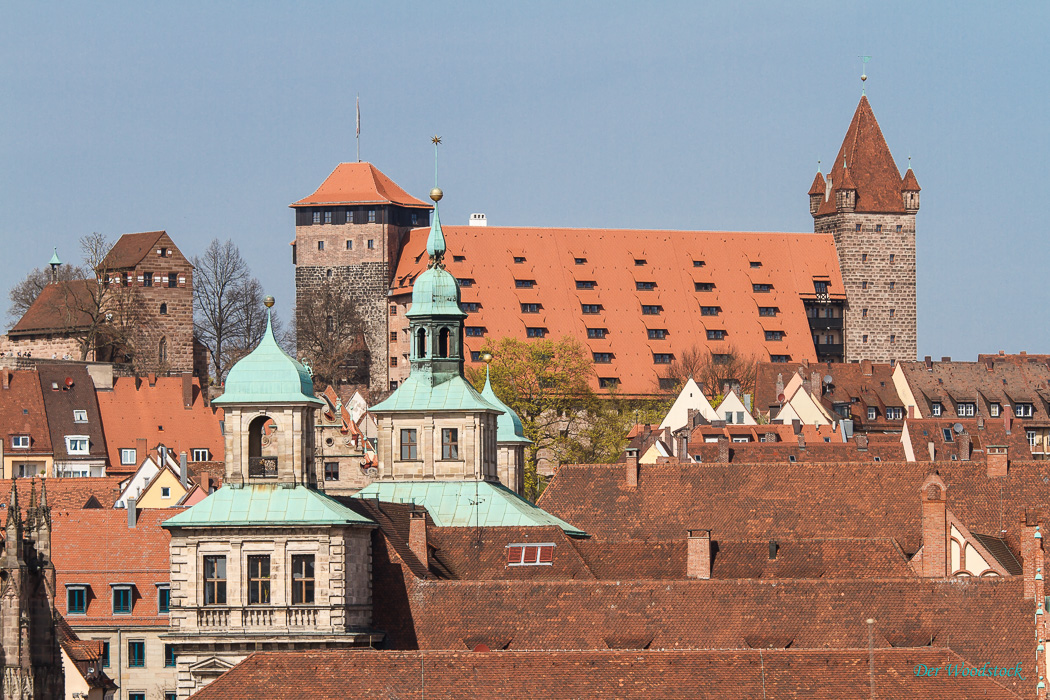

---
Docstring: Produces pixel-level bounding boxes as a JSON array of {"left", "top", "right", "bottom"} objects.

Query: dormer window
[
  {"left": 121, "top": 448, "right": 137, "bottom": 465},
  {"left": 957, "top": 402, "right": 976, "bottom": 417},
  {"left": 515, "top": 280, "right": 535, "bottom": 288},
  {"left": 634, "top": 259, "right": 646, "bottom": 266},
  {"left": 931, "top": 402, "right": 943, "bottom": 417},
  {"left": 636, "top": 281, "right": 655, "bottom": 291},
  {"left": 11, "top": 436, "right": 29, "bottom": 449},
  {"left": 507, "top": 543, "right": 555, "bottom": 566},
  {"left": 1016, "top": 403, "right": 1034, "bottom": 418},
  {"left": 814, "top": 280, "right": 828, "bottom": 294},
  {"left": 66, "top": 584, "right": 88, "bottom": 614},
  {"left": 73, "top": 409, "right": 88, "bottom": 423},
  {"left": 65, "top": 436, "right": 89, "bottom": 455},
  {"left": 112, "top": 584, "right": 133, "bottom": 614},
  {"left": 990, "top": 403, "right": 1001, "bottom": 417},
  {"left": 513, "top": 256, "right": 526, "bottom": 264},
  {"left": 574, "top": 257, "right": 587, "bottom": 265}
]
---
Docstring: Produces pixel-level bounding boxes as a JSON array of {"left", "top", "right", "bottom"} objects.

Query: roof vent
[
  {"left": 469, "top": 213, "right": 487, "bottom": 227},
  {"left": 768, "top": 540, "right": 778, "bottom": 560}
]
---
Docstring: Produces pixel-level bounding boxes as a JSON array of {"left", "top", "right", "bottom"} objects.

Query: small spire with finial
[
  {"left": 859, "top": 55, "right": 871, "bottom": 95},
  {"left": 426, "top": 136, "right": 447, "bottom": 267},
  {"left": 817, "top": 159, "right": 822, "bottom": 174}
]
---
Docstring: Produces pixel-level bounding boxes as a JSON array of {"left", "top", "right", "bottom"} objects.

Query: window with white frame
[
  {"left": 73, "top": 409, "right": 88, "bottom": 423},
  {"left": 191, "top": 448, "right": 209, "bottom": 462},
  {"left": 990, "top": 403, "right": 1001, "bottom": 418},
  {"left": 1015, "top": 403, "right": 1034, "bottom": 418},
  {"left": 65, "top": 436, "right": 89, "bottom": 455},
  {"left": 11, "top": 436, "right": 29, "bottom": 449},
  {"left": 867, "top": 407, "right": 877, "bottom": 421},
  {"left": 956, "top": 402, "right": 976, "bottom": 417},
  {"left": 886, "top": 407, "right": 903, "bottom": 420},
  {"left": 506, "top": 543, "right": 555, "bottom": 566},
  {"left": 121, "top": 449, "right": 137, "bottom": 465},
  {"left": 931, "top": 402, "right": 942, "bottom": 417},
  {"left": 1028, "top": 430, "right": 1038, "bottom": 449}
]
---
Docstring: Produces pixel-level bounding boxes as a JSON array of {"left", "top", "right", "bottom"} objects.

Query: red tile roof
[
  {"left": 538, "top": 459, "right": 1050, "bottom": 552},
  {"left": 290, "top": 162, "right": 432, "bottom": 209},
  {"left": 9, "top": 280, "right": 95, "bottom": 335},
  {"left": 189, "top": 648, "right": 1022, "bottom": 700},
  {"left": 52, "top": 508, "right": 171, "bottom": 627},
  {"left": 898, "top": 359, "right": 1050, "bottom": 421},
  {"left": 24, "top": 477, "right": 124, "bottom": 509},
  {"left": 816, "top": 96, "right": 906, "bottom": 215},
  {"left": 808, "top": 171, "right": 826, "bottom": 196},
  {"left": 430, "top": 526, "right": 595, "bottom": 581},
  {"left": 95, "top": 376, "right": 224, "bottom": 470},
  {"left": 0, "top": 370, "right": 52, "bottom": 456},
  {"left": 902, "top": 167, "right": 921, "bottom": 191},
  {"left": 37, "top": 363, "right": 108, "bottom": 462},
  {"left": 99, "top": 231, "right": 171, "bottom": 270},
  {"left": 392, "top": 227, "right": 845, "bottom": 394},
  {"left": 904, "top": 419, "right": 1031, "bottom": 462}
]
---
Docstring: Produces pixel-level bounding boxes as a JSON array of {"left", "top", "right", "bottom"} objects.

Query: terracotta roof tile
[
  {"left": 99, "top": 231, "right": 178, "bottom": 270},
  {"left": 37, "top": 364, "right": 107, "bottom": 462},
  {"left": 902, "top": 167, "right": 921, "bottom": 191},
  {"left": 756, "top": 361, "right": 905, "bottom": 429},
  {"left": 189, "top": 647, "right": 1023, "bottom": 700},
  {"left": 393, "top": 227, "right": 844, "bottom": 394},
  {"left": 0, "top": 370, "right": 52, "bottom": 455},
  {"left": 52, "top": 508, "right": 171, "bottom": 627},
  {"left": 95, "top": 375, "right": 224, "bottom": 470},
  {"left": 9, "top": 280, "right": 95, "bottom": 335},
  {"left": 290, "top": 162, "right": 431, "bottom": 209},
  {"left": 816, "top": 96, "right": 906, "bottom": 215},
  {"left": 808, "top": 171, "right": 826, "bottom": 196}
]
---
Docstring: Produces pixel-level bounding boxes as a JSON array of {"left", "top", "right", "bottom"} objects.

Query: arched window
[
  {"left": 159, "top": 303, "right": 168, "bottom": 315},
  {"left": 247, "top": 415, "right": 278, "bottom": 478},
  {"left": 416, "top": 328, "right": 427, "bottom": 358},
  {"left": 438, "top": 328, "right": 450, "bottom": 358},
  {"left": 158, "top": 337, "right": 167, "bottom": 364}
]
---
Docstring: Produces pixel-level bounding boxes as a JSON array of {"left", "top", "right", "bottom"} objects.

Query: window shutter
[
  {"left": 538, "top": 545, "right": 554, "bottom": 563},
  {"left": 523, "top": 545, "right": 540, "bottom": 564},
  {"left": 506, "top": 546, "right": 524, "bottom": 565},
  {"left": 178, "top": 276, "right": 186, "bottom": 288},
  {"left": 137, "top": 275, "right": 145, "bottom": 286}
]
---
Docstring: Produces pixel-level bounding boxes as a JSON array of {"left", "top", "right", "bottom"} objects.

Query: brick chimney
[
  {"left": 127, "top": 498, "right": 138, "bottom": 529},
  {"left": 1, "top": 370, "right": 8, "bottom": 391},
  {"left": 775, "top": 373, "right": 784, "bottom": 400},
  {"left": 687, "top": 408, "right": 698, "bottom": 429},
  {"left": 861, "top": 360, "right": 873, "bottom": 377},
  {"left": 810, "top": 371, "right": 821, "bottom": 396},
  {"left": 855, "top": 434, "right": 869, "bottom": 451},
  {"left": 408, "top": 509, "right": 428, "bottom": 569},
  {"left": 924, "top": 356, "right": 933, "bottom": 371},
  {"left": 716, "top": 436, "right": 729, "bottom": 463},
  {"left": 1005, "top": 406, "right": 1013, "bottom": 435},
  {"left": 797, "top": 434, "right": 806, "bottom": 449},
  {"left": 136, "top": 437, "right": 147, "bottom": 461},
  {"left": 920, "top": 474, "right": 948, "bottom": 578},
  {"left": 687, "top": 530, "right": 711, "bottom": 580},
  {"left": 625, "top": 447, "right": 639, "bottom": 488},
  {"left": 958, "top": 431, "right": 971, "bottom": 461},
  {"left": 182, "top": 372, "right": 193, "bottom": 409},
  {"left": 987, "top": 446, "right": 1008, "bottom": 477}
]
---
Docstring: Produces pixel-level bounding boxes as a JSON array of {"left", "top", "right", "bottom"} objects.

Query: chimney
[
  {"left": 147, "top": 372, "right": 157, "bottom": 387},
  {"left": 1022, "top": 516, "right": 1045, "bottom": 600},
  {"left": 792, "top": 419, "right": 801, "bottom": 435},
  {"left": 985, "top": 360, "right": 994, "bottom": 372},
  {"left": 687, "top": 408, "right": 698, "bottom": 429},
  {"left": 663, "top": 426, "right": 673, "bottom": 454},
  {"left": 958, "top": 431, "right": 971, "bottom": 461},
  {"left": 908, "top": 405, "right": 915, "bottom": 419},
  {"left": 679, "top": 434, "right": 689, "bottom": 461},
  {"left": 408, "top": 509, "right": 428, "bottom": 569},
  {"left": 159, "top": 445, "right": 168, "bottom": 469},
  {"left": 136, "top": 438, "right": 147, "bottom": 462},
  {"left": 762, "top": 431, "right": 777, "bottom": 443},
  {"left": 977, "top": 415, "right": 985, "bottom": 430},
  {"left": 775, "top": 373, "right": 784, "bottom": 400},
  {"left": 861, "top": 360, "right": 873, "bottom": 377},
  {"left": 625, "top": 447, "right": 639, "bottom": 488},
  {"left": 987, "top": 446, "right": 1008, "bottom": 477},
  {"left": 182, "top": 372, "right": 193, "bottom": 408},
  {"left": 797, "top": 434, "right": 805, "bottom": 449},
  {"left": 810, "top": 371, "right": 821, "bottom": 396},
  {"left": 941, "top": 357, "right": 951, "bottom": 363},
  {"left": 1005, "top": 406, "right": 1013, "bottom": 435},
  {"left": 768, "top": 540, "right": 778, "bottom": 560},
  {"left": 920, "top": 475, "right": 948, "bottom": 577},
  {"left": 924, "top": 356, "right": 933, "bottom": 371},
  {"left": 0, "top": 371, "right": 8, "bottom": 390},
  {"left": 127, "top": 498, "right": 137, "bottom": 529},
  {"left": 856, "top": 434, "right": 869, "bottom": 451},
  {"left": 927, "top": 441, "right": 936, "bottom": 461},
  {"left": 180, "top": 451, "right": 189, "bottom": 490},
  {"left": 716, "top": 436, "right": 729, "bottom": 463},
  {"left": 687, "top": 530, "right": 711, "bottom": 579}
]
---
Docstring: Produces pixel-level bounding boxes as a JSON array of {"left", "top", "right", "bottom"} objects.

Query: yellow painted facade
[{"left": 136, "top": 468, "right": 189, "bottom": 509}]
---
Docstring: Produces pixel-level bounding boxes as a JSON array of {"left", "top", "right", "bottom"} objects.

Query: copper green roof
[
  {"left": 481, "top": 367, "right": 530, "bottom": 444},
  {"left": 162, "top": 485, "right": 373, "bottom": 528},
  {"left": 213, "top": 310, "right": 323, "bottom": 406},
  {"left": 407, "top": 207, "right": 465, "bottom": 319},
  {"left": 48, "top": 248, "right": 61, "bottom": 266},
  {"left": 426, "top": 203, "right": 446, "bottom": 258},
  {"left": 371, "top": 373, "right": 500, "bottom": 413},
  {"left": 354, "top": 480, "right": 585, "bottom": 536}
]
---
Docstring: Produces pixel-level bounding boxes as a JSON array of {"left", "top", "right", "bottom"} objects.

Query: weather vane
[
  {"left": 859, "top": 55, "right": 871, "bottom": 94},
  {"left": 431, "top": 135, "right": 442, "bottom": 189}
]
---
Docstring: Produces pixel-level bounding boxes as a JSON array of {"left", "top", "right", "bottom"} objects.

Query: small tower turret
[
  {"left": 834, "top": 159, "right": 857, "bottom": 212},
  {"left": 902, "top": 167, "right": 921, "bottom": 213},
  {"left": 808, "top": 169, "right": 826, "bottom": 216}
]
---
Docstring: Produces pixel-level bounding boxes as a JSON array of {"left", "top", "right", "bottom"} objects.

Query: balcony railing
[
  {"left": 249, "top": 457, "right": 278, "bottom": 478},
  {"left": 816, "top": 343, "right": 844, "bottom": 357},
  {"left": 197, "top": 606, "right": 324, "bottom": 629},
  {"left": 808, "top": 317, "right": 843, "bottom": 330}
]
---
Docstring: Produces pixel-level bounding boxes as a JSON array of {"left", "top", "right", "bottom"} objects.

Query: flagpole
[{"left": 356, "top": 94, "right": 361, "bottom": 162}]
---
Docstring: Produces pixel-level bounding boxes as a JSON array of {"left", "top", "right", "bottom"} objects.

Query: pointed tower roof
[
  {"left": 407, "top": 204, "right": 466, "bottom": 320},
  {"left": 816, "top": 96, "right": 906, "bottom": 215},
  {"left": 48, "top": 248, "right": 61, "bottom": 267},
  {"left": 481, "top": 366, "right": 531, "bottom": 444},
  {"left": 838, "top": 162, "right": 857, "bottom": 191},
  {"left": 808, "top": 171, "right": 826, "bottom": 196},
  {"left": 901, "top": 168, "right": 921, "bottom": 192},
  {"left": 290, "top": 162, "right": 432, "bottom": 209},
  {"left": 213, "top": 305, "right": 323, "bottom": 406}
]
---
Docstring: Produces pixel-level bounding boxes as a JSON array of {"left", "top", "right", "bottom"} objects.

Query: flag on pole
[{"left": 356, "top": 96, "right": 360, "bottom": 138}]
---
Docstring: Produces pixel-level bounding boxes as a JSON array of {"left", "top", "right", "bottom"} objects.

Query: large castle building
[{"left": 292, "top": 95, "right": 918, "bottom": 394}]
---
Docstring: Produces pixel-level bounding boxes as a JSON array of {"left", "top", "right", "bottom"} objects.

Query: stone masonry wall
[
  {"left": 122, "top": 232, "right": 194, "bottom": 373},
  {"left": 816, "top": 212, "right": 917, "bottom": 363}
]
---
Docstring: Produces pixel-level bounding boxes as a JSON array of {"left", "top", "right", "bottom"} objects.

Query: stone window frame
[
  {"left": 202, "top": 554, "right": 227, "bottom": 606},
  {"left": 127, "top": 640, "right": 145, "bottom": 668},
  {"left": 156, "top": 584, "right": 170, "bottom": 614},
  {"left": 324, "top": 462, "right": 339, "bottom": 481},
  {"left": 400, "top": 428, "right": 419, "bottom": 461},
  {"left": 246, "top": 555, "right": 272, "bottom": 605},
  {"left": 112, "top": 585, "right": 133, "bottom": 615},
  {"left": 291, "top": 553, "right": 316, "bottom": 605},
  {"left": 66, "top": 584, "right": 88, "bottom": 614},
  {"left": 441, "top": 428, "right": 459, "bottom": 460},
  {"left": 191, "top": 448, "right": 209, "bottom": 461}
]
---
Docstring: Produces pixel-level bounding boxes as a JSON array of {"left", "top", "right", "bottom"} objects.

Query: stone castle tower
[
  {"left": 810, "top": 95, "right": 919, "bottom": 364},
  {"left": 290, "top": 163, "right": 432, "bottom": 393}
]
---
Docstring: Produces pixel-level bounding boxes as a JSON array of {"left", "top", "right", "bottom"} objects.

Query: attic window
[
  {"left": 120, "top": 449, "right": 137, "bottom": 465},
  {"left": 634, "top": 259, "right": 646, "bottom": 266},
  {"left": 11, "top": 436, "right": 29, "bottom": 449},
  {"left": 943, "top": 429, "right": 954, "bottom": 443},
  {"left": 788, "top": 455, "right": 796, "bottom": 462},
  {"left": 990, "top": 403, "right": 1001, "bottom": 417},
  {"left": 192, "top": 448, "right": 210, "bottom": 461},
  {"left": 931, "top": 403, "right": 942, "bottom": 417},
  {"left": 574, "top": 257, "right": 586, "bottom": 265},
  {"left": 693, "top": 260, "right": 705, "bottom": 267},
  {"left": 65, "top": 436, "right": 89, "bottom": 455},
  {"left": 515, "top": 280, "right": 535, "bottom": 289},
  {"left": 73, "top": 409, "right": 88, "bottom": 423},
  {"left": 506, "top": 544, "right": 555, "bottom": 566},
  {"left": 453, "top": 255, "right": 466, "bottom": 262},
  {"left": 513, "top": 256, "right": 526, "bottom": 264},
  {"left": 158, "top": 247, "right": 168, "bottom": 257},
  {"left": 1016, "top": 403, "right": 1034, "bottom": 418},
  {"left": 874, "top": 456, "right": 882, "bottom": 462},
  {"left": 636, "top": 281, "right": 656, "bottom": 291},
  {"left": 749, "top": 261, "right": 762, "bottom": 268}
]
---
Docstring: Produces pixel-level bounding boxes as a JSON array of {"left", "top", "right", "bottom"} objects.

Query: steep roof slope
[
  {"left": 290, "top": 162, "right": 431, "bottom": 209},
  {"left": 816, "top": 96, "right": 906, "bottom": 215},
  {"left": 37, "top": 364, "right": 107, "bottom": 463},
  {"left": 100, "top": 231, "right": 170, "bottom": 270},
  {"left": 9, "top": 280, "right": 95, "bottom": 335},
  {"left": 392, "top": 227, "right": 844, "bottom": 394},
  {"left": 0, "top": 370, "right": 52, "bottom": 456}
]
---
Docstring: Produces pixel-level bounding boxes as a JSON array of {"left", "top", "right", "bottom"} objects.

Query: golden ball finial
[
  {"left": 430, "top": 187, "right": 443, "bottom": 202},
  {"left": 480, "top": 352, "right": 493, "bottom": 364},
  {"left": 861, "top": 73, "right": 867, "bottom": 82},
  {"left": 263, "top": 295, "right": 275, "bottom": 308}
]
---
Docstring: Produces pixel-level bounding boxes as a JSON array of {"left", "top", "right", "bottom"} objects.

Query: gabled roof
[
  {"left": 658, "top": 378, "right": 718, "bottom": 431},
  {"left": 100, "top": 231, "right": 183, "bottom": 270},
  {"left": 36, "top": 364, "right": 107, "bottom": 462},
  {"left": 354, "top": 481, "right": 585, "bottom": 536},
  {"left": 290, "top": 162, "right": 432, "bottom": 209},
  {"left": 816, "top": 96, "right": 906, "bottom": 215},
  {"left": 162, "top": 485, "right": 374, "bottom": 528},
  {"left": 393, "top": 227, "right": 844, "bottom": 394},
  {"left": 95, "top": 375, "right": 224, "bottom": 471},
  {"left": 0, "top": 370, "right": 52, "bottom": 455},
  {"left": 9, "top": 280, "right": 95, "bottom": 335}
]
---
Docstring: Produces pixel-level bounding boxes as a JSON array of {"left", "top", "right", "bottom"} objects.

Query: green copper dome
[
  {"left": 481, "top": 366, "right": 531, "bottom": 444},
  {"left": 213, "top": 311, "right": 323, "bottom": 406},
  {"left": 405, "top": 267, "right": 466, "bottom": 319}
]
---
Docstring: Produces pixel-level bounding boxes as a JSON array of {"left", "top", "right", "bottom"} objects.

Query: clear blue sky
[{"left": 1, "top": 2, "right": 1045, "bottom": 360}]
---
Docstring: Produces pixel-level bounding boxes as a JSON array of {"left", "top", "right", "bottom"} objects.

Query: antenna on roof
[{"left": 356, "top": 94, "right": 361, "bottom": 162}]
